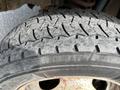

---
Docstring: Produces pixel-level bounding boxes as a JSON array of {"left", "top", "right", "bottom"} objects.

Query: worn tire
[{"left": 0, "top": 9, "right": 120, "bottom": 90}]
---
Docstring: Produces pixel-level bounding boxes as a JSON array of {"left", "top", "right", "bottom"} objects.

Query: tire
[{"left": 0, "top": 9, "right": 120, "bottom": 90}]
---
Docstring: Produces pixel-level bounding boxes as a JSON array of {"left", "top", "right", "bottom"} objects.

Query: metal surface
[
  {"left": 16, "top": 77, "right": 100, "bottom": 90},
  {"left": 16, "top": 76, "right": 120, "bottom": 90}
]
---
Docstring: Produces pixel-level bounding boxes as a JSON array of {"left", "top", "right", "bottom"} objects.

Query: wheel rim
[{"left": 17, "top": 76, "right": 120, "bottom": 90}]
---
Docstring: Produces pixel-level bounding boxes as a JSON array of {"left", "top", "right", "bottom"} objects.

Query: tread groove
[
  {"left": 97, "top": 24, "right": 109, "bottom": 37},
  {"left": 57, "top": 36, "right": 60, "bottom": 40},
  {"left": 75, "top": 35, "right": 79, "bottom": 39},
  {"left": 95, "top": 45, "right": 100, "bottom": 53},
  {"left": 21, "top": 52, "right": 24, "bottom": 59},
  {"left": 55, "top": 46, "right": 59, "bottom": 53},
  {"left": 71, "top": 16, "right": 74, "bottom": 22},
  {"left": 79, "top": 24, "right": 89, "bottom": 36},
  {"left": 106, "top": 20, "right": 108, "bottom": 27},
  {"left": 59, "top": 12, "right": 66, "bottom": 18},
  {"left": 88, "top": 17, "right": 91, "bottom": 25},
  {"left": 116, "top": 47, "right": 120, "bottom": 54},
  {"left": 8, "top": 56, "right": 11, "bottom": 63},
  {"left": 25, "top": 22, "right": 27, "bottom": 27},
  {"left": 32, "top": 29, "right": 38, "bottom": 40},
  {"left": 47, "top": 25, "right": 53, "bottom": 38},
  {"left": 75, "top": 34, "right": 85, "bottom": 39},
  {"left": 90, "top": 12, "right": 98, "bottom": 19},
  {"left": 18, "top": 33, "right": 22, "bottom": 44},
  {"left": 57, "top": 35, "right": 68, "bottom": 40},
  {"left": 116, "top": 38, "right": 118, "bottom": 42},
  {"left": 96, "top": 35, "right": 99, "bottom": 39},
  {"left": 62, "top": 24, "right": 70, "bottom": 36},
  {"left": 48, "top": 14, "right": 52, "bottom": 20},
  {"left": 74, "top": 44, "right": 79, "bottom": 52},
  {"left": 37, "top": 18, "right": 39, "bottom": 23},
  {"left": 38, "top": 48, "right": 42, "bottom": 55},
  {"left": 41, "top": 38, "right": 44, "bottom": 42},
  {"left": 106, "top": 16, "right": 114, "bottom": 22},
  {"left": 75, "top": 12, "right": 82, "bottom": 18},
  {"left": 54, "top": 18, "right": 59, "bottom": 26},
  {"left": 8, "top": 39, "right": 10, "bottom": 48},
  {"left": 115, "top": 28, "right": 120, "bottom": 34}
]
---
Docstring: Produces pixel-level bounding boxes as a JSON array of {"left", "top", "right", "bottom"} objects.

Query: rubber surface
[{"left": 0, "top": 9, "right": 120, "bottom": 90}]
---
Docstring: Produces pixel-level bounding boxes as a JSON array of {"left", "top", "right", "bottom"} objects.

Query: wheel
[{"left": 0, "top": 9, "right": 120, "bottom": 90}]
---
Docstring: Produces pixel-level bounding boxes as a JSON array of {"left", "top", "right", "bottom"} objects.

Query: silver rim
[{"left": 16, "top": 76, "right": 120, "bottom": 90}]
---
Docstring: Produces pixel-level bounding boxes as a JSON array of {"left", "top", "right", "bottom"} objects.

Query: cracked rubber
[{"left": 0, "top": 9, "right": 120, "bottom": 90}]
